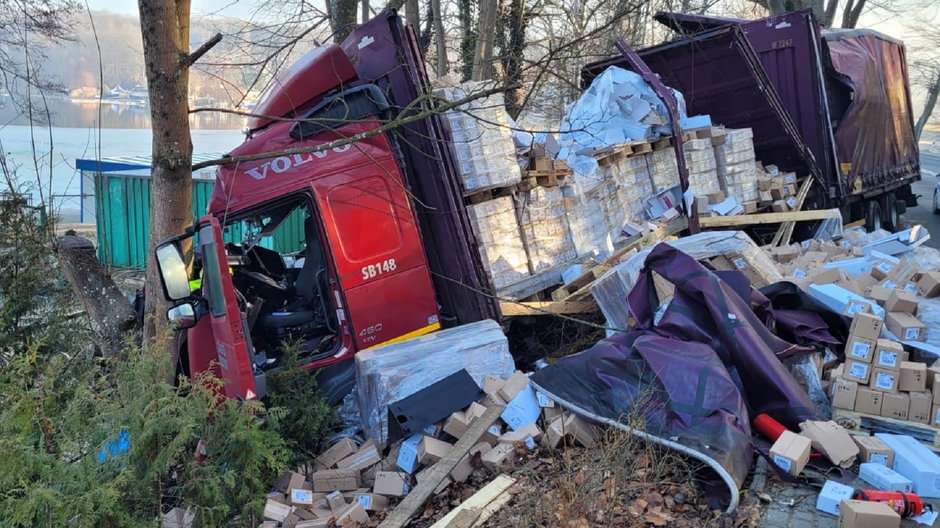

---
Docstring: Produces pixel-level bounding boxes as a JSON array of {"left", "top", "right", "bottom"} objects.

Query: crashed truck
[{"left": 601, "top": 9, "right": 920, "bottom": 233}]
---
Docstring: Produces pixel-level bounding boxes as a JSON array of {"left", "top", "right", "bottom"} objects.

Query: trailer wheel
[
  {"left": 934, "top": 189, "right": 940, "bottom": 214},
  {"left": 865, "top": 200, "right": 883, "bottom": 232},
  {"left": 882, "top": 193, "right": 900, "bottom": 231}
]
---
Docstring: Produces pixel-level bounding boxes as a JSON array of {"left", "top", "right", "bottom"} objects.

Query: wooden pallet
[
  {"left": 464, "top": 185, "right": 515, "bottom": 205},
  {"left": 518, "top": 171, "right": 569, "bottom": 190},
  {"left": 832, "top": 407, "right": 940, "bottom": 452},
  {"left": 681, "top": 127, "right": 714, "bottom": 142},
  {"left": 592, "top": 140, "right": 653, "bottom": 167},
  {"left": 650, "top": 137, "right": 673, "bottom": 151}
]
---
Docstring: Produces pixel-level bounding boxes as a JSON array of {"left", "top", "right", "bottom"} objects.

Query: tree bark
[
  {"left": 431, "top": 0, "right": 447, "bottom": 76},
  {"left": 821, "top": 0, "right": 839, "bottom": 27},
  {"left": 405, "top": 0, "right": 419, "bottom": 29},
  {"left": 842, "top": 0, "right": 865, "bottom": 28},
  {"left": 915, "top": 74, "right": 940, "bottom": 140},
  {"left": 330, "top": 0, "right": 359, "bottom": 42},
  {"left": 361, "top": 0, "right": 370, "bottom": 23},
  {"left": 57, "top": 236, "right": 139, "bottom": 358},
  {"left": 471, "top": 0, "right": 498, "bottom": 81},
  {"left": 138, "top": 0, "right": 193, "bottom": 376},
  {"left": 457, "top": 0, "right": 475, "bottom": 81},
  {"left": 504, "top": 0, "right": 526, "bottom": 118}
]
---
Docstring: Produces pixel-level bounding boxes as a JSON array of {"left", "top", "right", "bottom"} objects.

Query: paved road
[{"left": 902, "top": 151, "right": 940, "bottom": 249}]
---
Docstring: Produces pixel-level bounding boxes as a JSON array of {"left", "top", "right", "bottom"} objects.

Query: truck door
[
  {"left": 311, "top": 164, "right": 440, "bottom": 350},
  {"left": 197, "top": 218, "right": 258, "bottom": 400}
]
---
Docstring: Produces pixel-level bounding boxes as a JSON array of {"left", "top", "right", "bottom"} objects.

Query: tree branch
[{"left": 186, "top": 33, "right": 223, "bottom": 66}]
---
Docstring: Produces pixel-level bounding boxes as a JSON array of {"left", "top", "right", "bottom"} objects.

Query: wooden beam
[
  {"left": 771, "top": 175, "right": 815, "bottom": 247},
  {"left": 498, "top": 300, "right": 597, "bottom": 316},
  {"left": 378, "top": 406, "right": 505, "bottom": 528},
  {"left": 699, "top": 208, "right": 841, "bottom": 228},
  {"left": 429, "top": 475, "right": 517, "bottom": 528}
]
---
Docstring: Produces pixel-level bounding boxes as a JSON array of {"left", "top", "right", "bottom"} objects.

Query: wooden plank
[
  {"left": 498, "top": 300, "right": 597, "bottom": 316},
  {"left": 379, "top": 406, "right": 506, "bottom": 528},
  {"left": 496, "top": 263, "right": 568, "bottom": 301},
  {"left": 471, "top": 487, "right": 514, "bottom": 527},
  {"left": 832, "top": 407, "right": 940, "bottom": 452},
  {"left": 429, "top": 475, "right": 516, "bottom": 528},
  {"left": 699, "top": 208, "right": 841, "bottom": 228}
]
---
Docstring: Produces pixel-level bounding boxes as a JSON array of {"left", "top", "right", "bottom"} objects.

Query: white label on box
[
  {"left": 874, "top": 372, "right": 895, "bottom": 390},
  {"left": 536, "top": 392, "right": 553, "bottom": 407},
  {"left": 423, "top": 424, "right": 437, "bottom": 435},
  {"left": 773, "top": 455, "right": 792, "bottom": 472},
  {"left": 802, "top": 240, "right": 811, "bottom": 248},
  {"left": 850, "top": 341, "right": 871, "bottom": 358},
  {"left": 732, "top": 257, "right": 747, "bottom": 269},
  {"left": 841, "top": 241, "right": 852, "bottom": 249},
  {"left": 883, "top": 279, "right": 898, "bottom": 289},
  {"left": 793, "top": 269, "right": 807, "bottom": 278},
  {"left": 291, "top": 489, "right": 313, "bottom": 504},
  {"left": 878, "top": 262, "right": 893, "bottom": 273},
  {"left": 786, "top": 197, "right": 797, "bottom": 208},
  {"left": 905, "top": 283, "right": 918, "bottom": 294},
  {"left": 905, "top": 328, "right": 921, "bottom": 340},
  {"left": 871, "top": 453, "right": 888, "bottom": 466},
  {"left": 849, "top": 362, "right": 869, "bottom": 379},
  {"left": 524, "top": 437, "right": 536, "bottom": 450},
  {"left": 846, "top": 302, "right": 866, "bottom": 316},
  {"left": 878, "top": 351, "right": 898, "bottom": 367},
  {"left": 358, "top": 495, "right": 372, "bottom": 509}
]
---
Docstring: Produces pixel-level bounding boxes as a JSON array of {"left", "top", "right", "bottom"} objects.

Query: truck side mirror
[
  {"left": 155, "top": 242, "right": 191, "bottom": 301},
  {"left": 167, "top": 303, "right": 197, "bottom": 329}
]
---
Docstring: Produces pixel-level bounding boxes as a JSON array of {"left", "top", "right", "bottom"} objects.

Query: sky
[{"left": 85, "top": 0, "right": 264, "bottom": 19}]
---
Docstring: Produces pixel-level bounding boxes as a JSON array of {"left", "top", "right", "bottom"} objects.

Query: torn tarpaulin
[{"left": 530, "top": 243, "right": 818, "bottom": 512}]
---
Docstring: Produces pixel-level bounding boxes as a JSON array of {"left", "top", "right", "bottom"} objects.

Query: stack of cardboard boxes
[
  {"left": 515, "top": 187, "right": 577, "bottom": 272},
  {"left": 756, "top": 166, "right": 799, "bottom": 212},
  {"left": 682, "top": 137, "right": 721, "bottom": 198},
  {"left": 260, "top": 371, "right": 599, "bottom": 527},
  {"left": 713, "top": 128, "right": 759, "bottom": 206},
  {"left": 466, "top": 197, "right": 531, "bottom": 289},
  {"left": 828, "top": 312, "right": 933, "bottom": 426}
]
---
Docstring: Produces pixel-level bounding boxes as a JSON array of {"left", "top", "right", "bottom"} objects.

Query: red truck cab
[{"left": 155, "top": 44, "right": 441, "bottom": 402}]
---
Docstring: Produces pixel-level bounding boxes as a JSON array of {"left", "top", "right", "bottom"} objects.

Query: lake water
[{"left": 0, "top": 96, "right": 245, "bottom": 221}]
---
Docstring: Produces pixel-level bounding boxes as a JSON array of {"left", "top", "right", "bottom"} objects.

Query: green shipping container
[{"left": 94, "top": 174, "right": 305, "bottom": 269}]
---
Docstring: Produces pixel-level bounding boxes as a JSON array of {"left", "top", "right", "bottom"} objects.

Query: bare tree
[
  {"left": 330, "top": 0, "right": 359, "bottom": 41},
  {"left": 431, "top": 0, "right": 447, "bottom": 76}
]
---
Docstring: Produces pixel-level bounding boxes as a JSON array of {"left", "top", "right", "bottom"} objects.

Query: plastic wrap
[
  {"left": 917, "top": 299, "right": 940, "bottom": 350},
  {"left": 646, "top": 149, "right": 680, "bottom": 193},
  {"left": 466, "top": 196, "right": 531, "bottom": 288},
  {"left": 437, "top": 82, "right": 522, "bottom": 193},
  {"left": 907, "top": 246, "right": 940, "bottom": 273},
  {"left": 714, "top": 128, "right": 758, "bottom": 203},
  {"left": 784, "top": 352, "right": 832, "bottom": 417},
  {"left": 516, "top": 187, "right": 577, "bottom": 271},
  {"left": 684, "top": 138, "right": 721, "bottom": 197},
  {"left": 591, "top": 231, "right": 783, "bottom": 331},
  {"left": 355, "top": 319, "right": 514, "bottom": 444},
  {"left": 564, "top": 187, "right": 615, "bottom": 258}
]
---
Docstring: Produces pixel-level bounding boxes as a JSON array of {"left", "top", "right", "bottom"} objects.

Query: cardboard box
[
  {"left": 482, "top": 375, "right": 505, "bottom": 396},
  {"left": 501, "top": 384, "right": 541, "bottom": 431},
  {"left": 395, "top": 434, "right": 421, "bottom": 474},
  {"left": 845, "top": 337, "right": 876, "bottom": 363},
  {"left": 355, "top": 493, "right": 388, "bottom": 512},
  {"left": 311, "top": 469, "right": 360, "bottom": 493},
  {"left": 843, "top": 299, "right": 872, "bottom": 316},
  {"left": 899, "top": 361, "right": 927, "bottom": 392},
  {"left": 498, "top": 423, "right": 543, "bottom": 445},
  {"left": 336, "top": 445, "right": 380, "bottom": 472},
  {"left": 289, "top": 489, "right": 315, "bottom": 506},
  {"left": 849, "top": 312, "right": 884, "bottom": 341},
  {"left": 854, "top": 387, "right": 883, "bottom": 415},
  {"left": 815, "top": 480, "right": 855, "bottom": 516},
  {"left": 880, "top": 392, "right": 909, "bottom": 420},
  {"left": 830, "top": 378, "right": 858, "bottom": 410},
  {"left": 875, "top": 433, "right": 940, "bottom": 497},
  {"left": 443, "top": 411, "right": 469, "bottom": 439},
  {"left": 315, "top": 438, "right": 358, "bottom": 469},
  {"left": 853, "top": 436, "right": 894, "bottom": 466},
  {"left": 373, "top": 471, "right": 410, "bottom": 497},
  {"left": 325, "top": 490, "right": 346, "bottom": 514},
  {"left": 859, "top": 463, "right": 913, "bottom": 493},
  {"left": 497, "top": 371, "right": 529, "bottom": 402},
  {"left": 417, "top": 436, "right": 452, "bottom": 466},
  {"left": 481, "top": 443, "right": 514, "bottom": 469},
  {"left": 871, "top": 260, "right": 895, "bottom": 280},
  {"left": 335, "top": 502, "right": 370, "bottom": 525},
  {"left": 873, "top": 340, "right": 904, "bottom": 370},
  {"left": 798, "top": 420, "right": 858, "bottom": 468},
  {"left": 449, "top": 454, "right": 473, "bottom": 483},
  {"left": 771, "top": 199, "right": 788, "bottom": 212},
  {"left": 885, "top": 312, "right": 926, "bottom": 342},
  {"left": 844, "top": 359, "right": 871, "bottom": 385},
  {"left": 769, "top": 430, "right": 811, "bottom": 476},
  {"left": 917, "top": 271, "right": 940, "bottom": 298},
  {"left": 829, "top": 363, "right": 845, "bottom": 380},
  {"left": 932, "top": 404, "right": 940, "bottom": 427},
  {"left": 837, "top": 500, "right": 900, "bottom": 528},
  {"left": 870, "top": 368, "right": 899, "bottom": 393},
  {"left": 263, "top": 499, "right": 294, "bottom": 522},
  {"left": 910, "top": 391, "right": 932, "bottom": 424},
  {"left": 868, "top": 286, "right": 893, "bottom": 306},
  {"left": 884, "top": 290, "right": 918, "bottom": 314}
]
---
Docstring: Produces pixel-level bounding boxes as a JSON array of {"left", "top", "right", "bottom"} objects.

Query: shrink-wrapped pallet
[
  {"left": 516, "top": 187, "right": 577, "bottom": 272},
  {"left": 646, "top": 149, "right": 679, "bottom": 193},
  {"left": 355, "top": 319, "right": 514, "bottom": 443},
  {"left": 564, "top": 186, "right": 614, "bottom": 258},
  {"left": 438, "top": 82, "right": 522, "bottom": 193},
  {"left": 467, "top": 196, "right": 531, "bottom": 288},
  {"left": 714, "top": 128, "right": 758, "bottom": 202},
  {"left": 684, "top": 138, "right": 721, "bottom": 197}
]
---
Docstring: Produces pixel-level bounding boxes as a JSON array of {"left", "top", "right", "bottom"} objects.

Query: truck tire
[
  {"left": 934, "top": 189, "right": 940, "bottom": 214},
  {"left": 882, "top": 193, "right": 900, "bottom": 231},
  {"left": 865, "top": 200, "right": 883, "bottom": 232}
]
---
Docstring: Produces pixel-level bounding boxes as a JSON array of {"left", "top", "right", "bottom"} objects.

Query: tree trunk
[
  {"left": 504, "top": 0, "right": 526, "bottom": 118},
  {"left": 330, "top": 0, "right": 359, "bottom": 42},
  {"left": 471, "top": 0, "right": 498, "bottom": 81},
  {"left": 821, "top": 0, "right": 839, "bottom": 27},
  {"left": 915, "top": 74, "right": 940, "bottom": 140},
  {"left": 431, "top": 0, "right": 447, "bottom": 77},
  {"left": 138, "top": 0, "right": 193, "bottom": 376},
  {"left": 56, "top": 236, "right": 139, "bottom": 358},
  {"left": 405, "top": 0, "right": 419, "bottom": 29},
  {"left": 419, "top": 0, "right": 433, "bottom": 55},
  {"left": 457, "top": 0, "right": 475, "bottom": 81},
  {"left": 361, "top": 0, "right": 370, "bottom": 23},
  {"left": 843, "top": 0, "right": 866, "bottom": 28}
]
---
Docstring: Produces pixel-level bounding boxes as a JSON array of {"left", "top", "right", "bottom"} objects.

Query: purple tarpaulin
[{"left": 531, "top": 244, "right": 819, "bottom": 511}]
